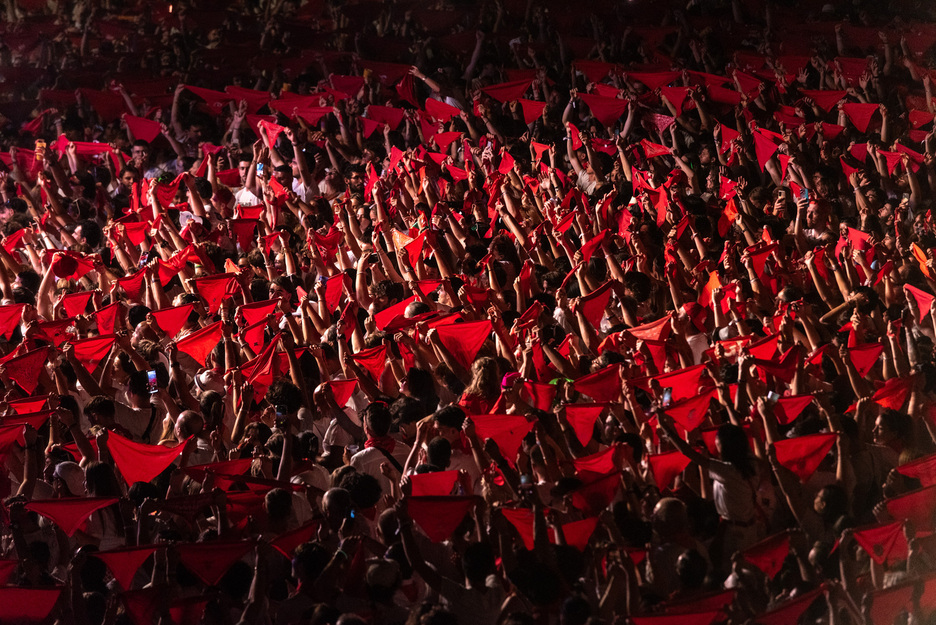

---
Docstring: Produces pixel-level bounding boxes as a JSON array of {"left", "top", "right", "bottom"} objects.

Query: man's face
[
  {"left": 346, "top": 171, "right": 365, "bottom": 192},
  {"left": 131, "top": 145, "right": 149, "bottom": 164},
  {"left": 238, "top": 161, "right": 251, "bottom": 183},
  {"left": 121, "top": 171, "right": 138, "bottom": 188}
]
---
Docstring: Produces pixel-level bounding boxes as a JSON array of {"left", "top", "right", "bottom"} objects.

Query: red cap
[
  {"left": 95, "top": 545, "right": 158, "bottom": 589},
  {"left": 107, "top": 430, "right": 188, "bottom": 486},
  {"left": 470, "top": 414, "right": 535, "bottom": 464},
  {"left": 26, "top": 497, "right": 119, "bottom": 536},
  {"left": 177, "top": 539, "right": 257, "bottom": 586},
  {"left": 435, "top": 320, "right": 492, "bottom": 370},
  {"left": 410, "top": 470, "right": 459, "bottom": 497},
  {"left": 647, "top": 450, "right": 691, "bottom": 490},
  {"left": 407, "top": 496, "right": 476, "bottom": 542},
  {"left": 573, "top": 364, "right": 623, "bottom": 403},
  {"left": 352, "top": 344, "right": 387, "bottom": 383},
  {"left": 176, "top": 321, "right": 224, "bottom": 366},
  {"left": 773, "top": 432, "right": 838, "bottom": 483},
  {"left": 743, "top": 531, "right": 791, "bottom": 578}
]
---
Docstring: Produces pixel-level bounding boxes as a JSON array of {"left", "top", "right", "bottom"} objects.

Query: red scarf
[{"left": 364, "top": 436, "right": 395, "bottom": 454}]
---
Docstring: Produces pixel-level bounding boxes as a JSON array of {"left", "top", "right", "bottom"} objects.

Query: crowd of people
[{"left": 1, "top": 0, "right": 936, "bottom": 623}]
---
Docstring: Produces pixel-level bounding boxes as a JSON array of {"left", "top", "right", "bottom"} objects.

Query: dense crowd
[{"left": 1, "top": 0, "right": 936, "bottom": 623}]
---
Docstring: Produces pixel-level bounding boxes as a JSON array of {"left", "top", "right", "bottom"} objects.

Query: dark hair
[
  {"left": 426, "top": 436, "right": 452, "bottom": 470},
  {"left": 716, "top": 424, "right": 755, "bottom": 478},
  {"left": 76, "top": 220, "right": 103, "bottom": 248},
  {"left": 433, "top": 405, "right": 466, "bottom": 430},
  {"left": 266, "top": 378, "right": 303, "bottom": 415},
  {"left": 363, "top": 402, "right": 392, "bottom": 437}
]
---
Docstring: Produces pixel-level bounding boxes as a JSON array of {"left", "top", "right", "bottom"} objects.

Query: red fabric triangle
[
  {"left": 373, "top": 296, "right": 417, "bottom": 331},
  {"left": 848, "top": 342, "right": 884, "bottom": 377},
  {"left": 647, "top": 450, "right": 691, "bottom": 489},
  {"left": 434, "top": 131, "right": 462, "bottom": 151},
  {"left": 482, "top": 79, "right": 532, "bottom": 103},
  {"left": 579, "top": 229, "right": 609, "bottom": 264},
  {"left": 800, "top": 90, "right": 846, "bottom": 112},
  {"left": 366, "top": 105, "right": 405, "bottom": 130},
  {"left": 500, "top": 507, "right": 537, "bottom": 550},
  {"left": 842, "top": 102, "right": 879, "bottom": 133},
  {"left": 352, "top": 344, "right": 387, "bottom": 383},
  {"left": 411, "top": 470, "right": 459, "bottom": 497},
  {"left": 228, "top": 218, "right": 257, "bottom": 251},
  {"left": 177, "top": 539, "right": 257, "bottom": 586},
  {"left": 60, "top": 291, "right": 94, "bottom": 318},
  {"left": 853, "top": 520, "right": 908, "bottom": 565},
  {"left": 627, "top": 71, "right": 680, "bottom": 90},
  {"left": 565, "top": 404, "right": 605, "bottom": 446},
  {"left": 238, "top": 299, "right": 279, "bottom": 327},
  {"left": 632, "top": 364, "right": 707, "bottom": 402},
  {"left": 176, "top": 321, "right": 224, "bottom": 366},
  {"left": 169, "top": 596, "right": 211, "bottom": 625},
  {"left": 183, "top": 458, "right": 254, "bottom": 484},
  {"left": 896, "top": 452, "right": 936, "bottom": 487},
  {"left": 773, "top": 432, "right": 837, "bottom": 483},
  {"left": 905, "top": 284, "right": 935, "bottom": 323},
  {"left": 245, "top": 333, "right": 282, "bottom": 394},
  {"left": 324, "top": 380, "right": 358, "bottom": 407},
  {"left": 885, "top": 485, "right": 936, "bottom": 531},
  {"left": 470, "top": 414, "right": 535, "bottom": 463},
  {"left": 408, "top": 496, "right": 475, "bottom": 542},
  {"left": 124, "top": 115, "right": 161, "bottom": 143},
  {"left": 571, "top": 471, "right": 621, "bottom": 514},
  {"left": 257, "top": 119, "right": 287, "bottom": 147},
  {"left": 573, "top": 445, "right": 619, "bottom": 476},
  {"left": 520, "top": 380, "right": 557, "bottom": 409},
  {"left": 0, "top": 587, "right": 63, "bottom": 620},
  {"left": 743, "top": 531, "right": 790, "bottom": 578},
  {"left": 576, "top": 280, "right": 613, "bottom": 329},
  {"left": 107, "top": 430, "right": 188, "bottom": 486},
  {"left": 0, "top": 304, "right": 24, "bottom": 340},
  {"left": 518, "top": 99, "right": 547, "bottom": 125},
  {"left": 8, "top": 396, "right": 49, "bottom": 414},
  {"left": 435, "top": 320, "right": 492, "bottom": 370},
  {"left": 660, "top": 86, "right": 690, "bottom": 116},
  {"left": 752, "top": 129, "right": 779, "bottom": 171},
  {"left": 630, "top": 611, "right": 722, "bottom": 625},
  {"left": 26, "top": 497, "right": 119, "bottom": 536},
  {"left": 95, "top": 545, "right": 158, "bottom": 589},
  {"left": 150, "top": 305, "right": 193, "bottom": 339},
  {"left": 775, "top": 395, "right": 814, "bottom": 425},
  {"left": 2, "top": 410, "right": 53, "bottom": 431},
  {"left": 664, "top": 390, "right": 714, "bottom": 432},
  {"left": 753, "top": 587, "right": 825, "bottom": 625},
  {"left": 869, "top": 583, "right": 914, "bottom": 625},
  {"left": 573, "top": 364, "right": 622, "bottom": 402},
  {"left": 5, "top": 346, "right": 50, "bottom": 394},
  {"left": 560, "top": 517, "right": 599, "bottom": 551},
  {"left": 195, "top": 274, "right": 237, "bottom": 314},
  {"left": 753, "top": 346, "right": 799, "bottom": 383},
  {"left": 69, "top": 335, "right": 116, "bottom": 374},
  {"left": 579, "top": 94, "right": 629, "bottom": 127},
  {"left": 117, "top": 269, "right": 147, "bottom": 301},
  {"left": 270, "top": 520, "right": 322, "bottom": 558},
  {"left": 424, "top": 97, "right": 460, "bottom": 122}
]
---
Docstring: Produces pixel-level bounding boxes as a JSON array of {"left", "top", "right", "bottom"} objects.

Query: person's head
[
  {"left": 676, "top": 549, "right": 707, "bottom": 590},
  {"left": 873, "top": 409, "right": 912, "bottom": 449},
  {"left": 174, "top": 410, "right": 204, "bottom": 441},
  {"left": 813, "top": 484, "right": 848, "bottom": 523},
  {"left": 322, "top": 487, "right": 352, "bottom": 528},
  {"left": 365, "top": 558, "right": 402, "bottom": 604},
  {"left": 651, "top": 498, "right": 689, "bottom": 542},
  {"left": 264, "top": 487, "right": 293, "bottom": 522},
  {"left": 426, "top": 436, "right": 452, "bottom": 470},
  {"left": 84, "top": 461, "right": 122, "bottom": 497},
  {"left": 433, "top": 405, "right": 466, "bottom": 443},
  {"left": 560, "top": 595, "right": 591, "bottom": 625},
  {"left": 84, "top": 395, "right": 116, "bottom": 427},
  {"left": 131, "top": 140, "right": 151, "bottom": 166},
  {"left": 344, "top": 164, "right": 366, "bottom": 194},
  {"left": 461, "top": 541, "right": 495, "bottom": 587},
  {"left": 118, "top": 167, "right": 139, "bottom": 190},
  {"left": 266, "top": 378, "right": 303, "bottom": 416},
  {"left": 465, "top": 357, "right": 499, "bottom": 399},
  {"left": 292, "top": 541, "right": 331, "bottom": 583},
  {"left": 53, "top": 461, "right": 86, "bottom": 497},
  {"left": 363, "top": 401, "right": 392, "bottom": 439},
  {"left": 715, "top": 424, "right": 754, "bottom": 478},
  {"left": 274, "top": 164, "right": 293, "bottom": 186}
]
